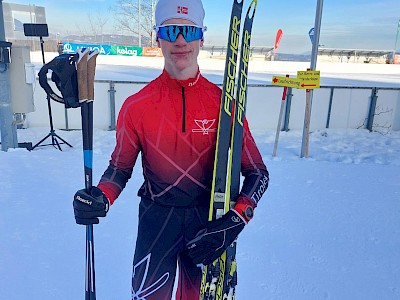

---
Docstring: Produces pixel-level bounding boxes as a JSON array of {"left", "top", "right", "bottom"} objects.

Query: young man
[{"left": 73, "top": 0, "right": 269, "bottom": 299}]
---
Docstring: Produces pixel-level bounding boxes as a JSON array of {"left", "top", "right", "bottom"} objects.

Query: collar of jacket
[{"left": 161, "top": 68, "right": 202, "bottom": 89}]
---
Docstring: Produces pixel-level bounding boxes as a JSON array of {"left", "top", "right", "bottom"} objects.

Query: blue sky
[{"left": 5, "top": 0, "right": 400, "bottom": 54}]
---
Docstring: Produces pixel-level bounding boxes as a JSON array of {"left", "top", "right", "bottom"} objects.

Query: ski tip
[{"left": 247, "top": 0, "right": 258, "bottom": 17}]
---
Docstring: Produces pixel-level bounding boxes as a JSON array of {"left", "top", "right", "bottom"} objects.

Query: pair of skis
[
  {"left": 76, "top": 48, "right": 99, "bottom": 300},
  {"left": 200, "top": 0, "right": 257, "bottom": 299}
]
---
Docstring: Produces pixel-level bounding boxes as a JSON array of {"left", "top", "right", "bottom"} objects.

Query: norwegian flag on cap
[{"left": 177, "top": 6, "right": 188, "bottom": 15}]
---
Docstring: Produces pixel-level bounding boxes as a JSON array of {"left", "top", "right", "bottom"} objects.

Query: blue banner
[{"left": 62, "top": 42, "right": 112, "bottom": 55}]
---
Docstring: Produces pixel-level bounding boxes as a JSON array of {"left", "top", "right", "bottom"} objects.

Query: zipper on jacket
[{"left": 181, "top": 87, "right": 186, "bottom": 132}]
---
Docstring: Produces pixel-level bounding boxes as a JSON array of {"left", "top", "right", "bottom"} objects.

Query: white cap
[{"left": 155, "top": 0, "right": 205, "bottom": 27}]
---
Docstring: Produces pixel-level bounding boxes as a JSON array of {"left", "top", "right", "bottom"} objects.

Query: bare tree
[
  {"left": 88, "top": 11, "right": 109, "bottom": 44},
  {"left": 358, "top": 105, "right": 393, "bottom": 135},
  {"left": 113, "top": 0, "right": 157, "bottom": 47},
  {"left": 75, "top": 23, "right": 89, "bottom": 37},
  {"left": 74, "top": 11, "right": 109, "bottom": 44}
]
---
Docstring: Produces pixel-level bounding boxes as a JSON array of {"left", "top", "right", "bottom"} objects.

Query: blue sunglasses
[{"left": 155, "top": 25, "right": 206, "bottom": 43}]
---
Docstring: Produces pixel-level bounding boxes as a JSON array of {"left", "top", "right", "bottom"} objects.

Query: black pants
[{"left": 131, "top": 198, "right": 208, "bottom": 300}]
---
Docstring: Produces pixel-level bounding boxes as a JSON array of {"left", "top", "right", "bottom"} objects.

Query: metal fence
[{"left": 101, "top": 81, "right": 400, "bottom": 132}]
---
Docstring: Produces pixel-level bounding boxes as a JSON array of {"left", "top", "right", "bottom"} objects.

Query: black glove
[
  {"left": 73, "top": 187, "right": 110, "bottom": 225},
  {"left": 186, "top": 210, "right": 245, "bottom": 265}
]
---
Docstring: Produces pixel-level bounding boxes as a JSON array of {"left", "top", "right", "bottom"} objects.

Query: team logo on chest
[{"left": 192, "top": 119, "right": 217, "bottom": 135}]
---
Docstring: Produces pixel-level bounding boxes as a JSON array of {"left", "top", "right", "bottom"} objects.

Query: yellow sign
[
  {"left": 297, "top": 70, "right": 320, "bottom": 89},
  {"left": 272, "top": 76, "right": 303, "bottom": 88},
  {"left": 272, "top": 71, "right": 321, "bottom": 89}
]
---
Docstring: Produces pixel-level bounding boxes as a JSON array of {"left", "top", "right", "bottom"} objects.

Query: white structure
[{"left": 2, "top": 2, "right": 46, "bottom": 40}]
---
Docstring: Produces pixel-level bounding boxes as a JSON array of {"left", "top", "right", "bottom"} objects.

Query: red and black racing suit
[{"left": 98, "top": 69, "right": 269, "bottom": 300}]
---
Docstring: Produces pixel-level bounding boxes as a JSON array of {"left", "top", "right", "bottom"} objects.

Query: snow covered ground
[
  {"left": 31, "top": 51, "right": 400, "bottom": 88},
  {"left": 1, "top": 127, "right": 399, "bottom": 300},
  {"left": 1, "top": 53, "right": 400, "bottom": 299}
]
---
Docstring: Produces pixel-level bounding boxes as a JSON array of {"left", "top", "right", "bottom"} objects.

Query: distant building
[{"left": 317, "top": 48, "right": 393, "bottom": 64}]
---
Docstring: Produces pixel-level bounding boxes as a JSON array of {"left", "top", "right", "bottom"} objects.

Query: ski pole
[{"left": 77, "top": 48, "right": 99, "bottom": 300}]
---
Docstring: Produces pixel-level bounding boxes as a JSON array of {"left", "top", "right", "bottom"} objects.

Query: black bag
[{"left": 38, "top": 53, "right": 80, "bottom": 108}]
